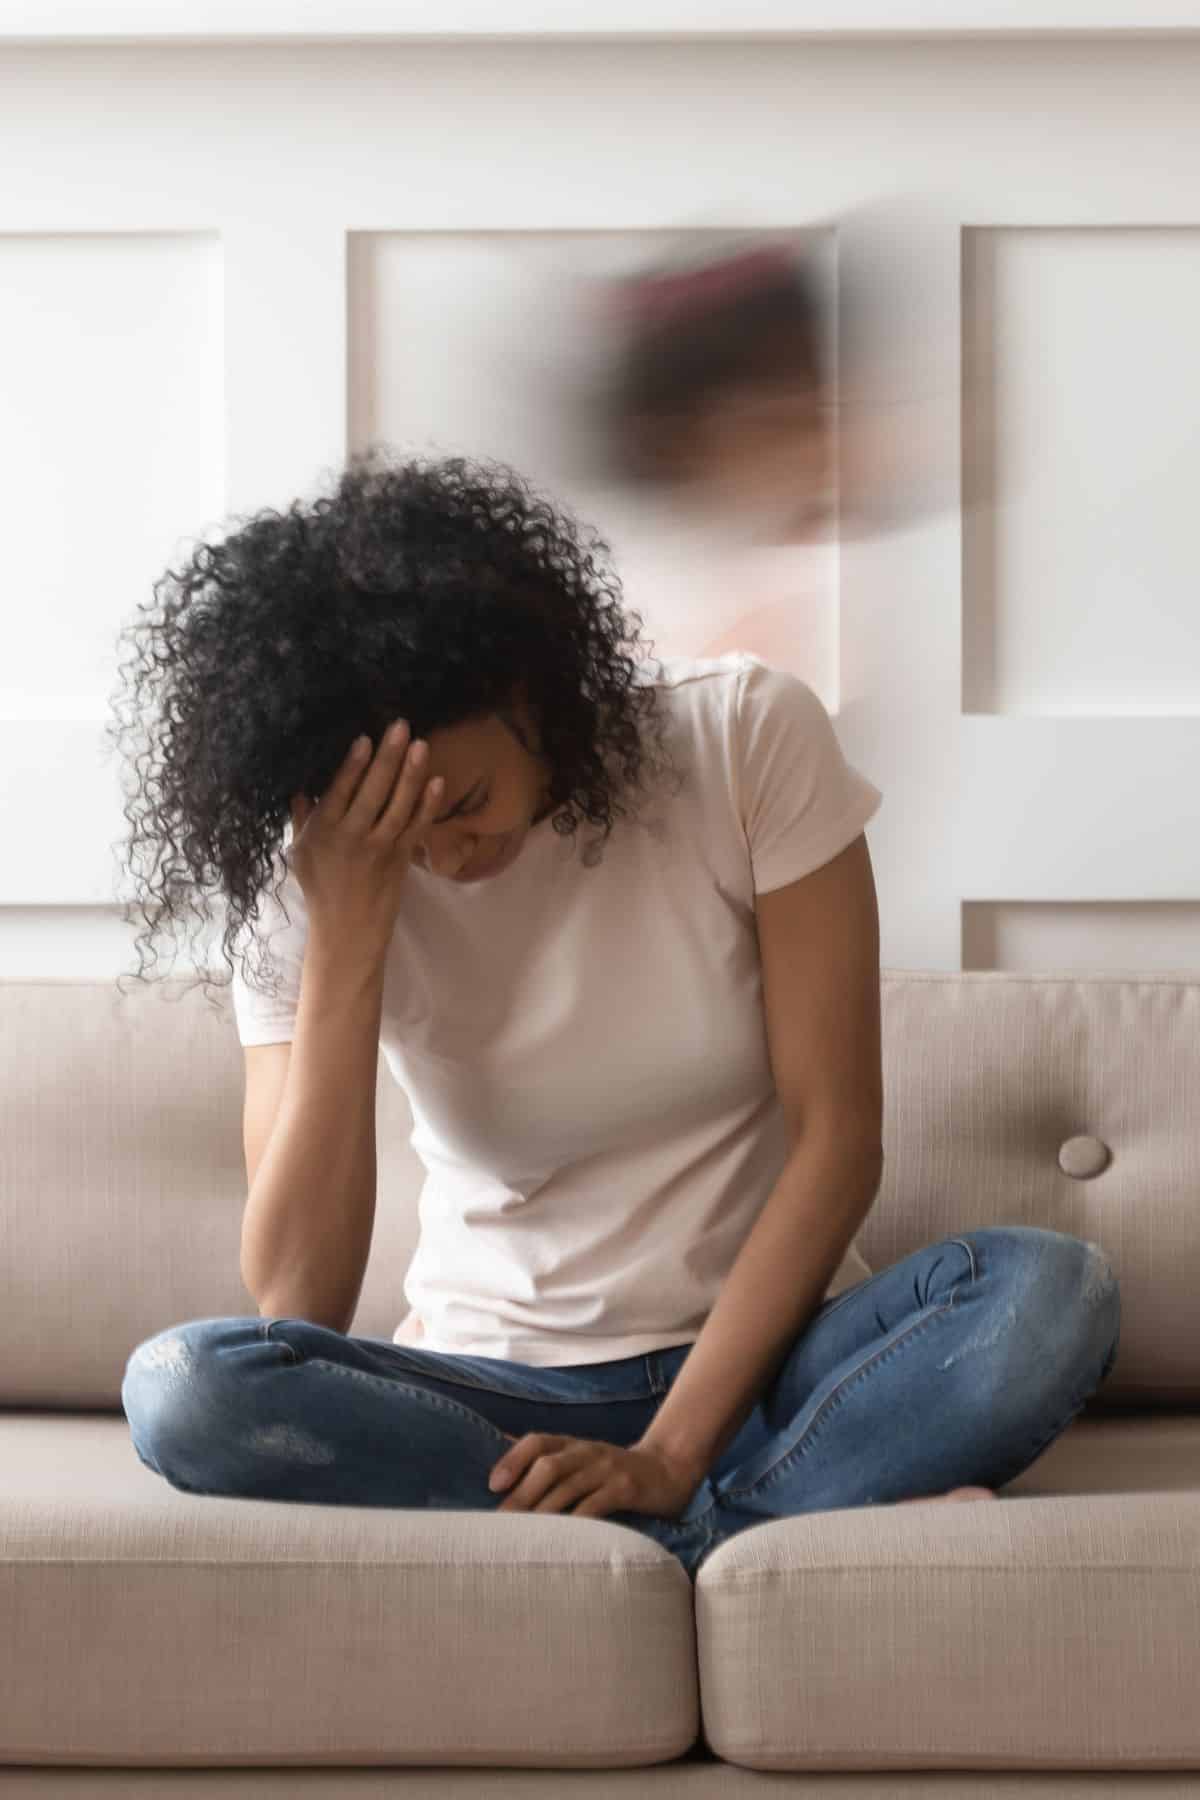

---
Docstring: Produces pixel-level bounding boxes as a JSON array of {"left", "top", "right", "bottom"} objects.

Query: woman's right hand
[{"left": 287, "top": 721, "right": 444, "bottom": 955}]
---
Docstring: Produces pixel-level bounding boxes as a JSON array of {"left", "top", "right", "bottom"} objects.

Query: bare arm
[{"left": 239, "top": 932, "right": 386, "bottom": 1335}]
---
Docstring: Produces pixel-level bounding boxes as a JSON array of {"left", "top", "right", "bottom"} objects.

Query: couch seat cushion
[
  {"left": 695, "top": 1413, "right": 1200, "bottom": 1772},
  {"left": 1, "top": 1414, "right": 697, "bottom": 1768}
]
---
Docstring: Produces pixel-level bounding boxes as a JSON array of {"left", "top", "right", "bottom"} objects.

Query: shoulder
[
  {"left": 642, "top": 652, "right": 824, "bottom": 745},
  {"left": 635, "top": 652, "right": 759, "bottom": 738},
  {"left": 636, "top": 650, "right": 755, "bottom": 694}
]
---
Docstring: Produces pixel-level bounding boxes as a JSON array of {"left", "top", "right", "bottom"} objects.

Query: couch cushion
[
  {"left": 696, "top": 1412, "right": 1200, "bottom": 1771},
  {"left": 0, "top": 971, "right": 1196, "bottom": 1406},
  {"left": 0, "top": 1413, "right": 697, "bottom": 1768}
]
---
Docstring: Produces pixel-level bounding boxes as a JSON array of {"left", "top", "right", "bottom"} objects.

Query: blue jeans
[{"left": 122, "top": 1226, "right": 1121, "bottom": 1582}]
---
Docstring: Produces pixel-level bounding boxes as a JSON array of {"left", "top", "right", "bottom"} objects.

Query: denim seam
[
  {"left": 385, "top": 1369, "right": 649, "bottom": 1406},
  {"left": 950, "top": 1235, "right": 980, "bottom": 1283},
  {"left": 261, "top": 1319, "right": 301, "bottom": 1365},
  {"left": 718, "top": 1294, "right": 963, "bottom": 1504},
  {"left": 813, "top": 1234, "right": 979, "bottom": 1328},
  {"left": 708, "top": 1224, "right": 978, "bottom": 1504},
  {"left": 414, "top": 1366, "right": 650, "bottom": 1403},
  {"left": 261, "top": 1321, "right": 651, "bottom": 1404},
  {"left": 300, "top": 1356, "right": 523, "bottom": 1446},
  {"left": 435, "top": 1374, "right": 649, "bottom": 1406},
  {"left": 716, "top": 1239, "right": 981, "bottom": 1504}
]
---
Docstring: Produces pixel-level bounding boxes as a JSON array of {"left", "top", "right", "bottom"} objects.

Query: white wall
[{"left": 1, "top": 29, "right": 1197, "bottom": 978}]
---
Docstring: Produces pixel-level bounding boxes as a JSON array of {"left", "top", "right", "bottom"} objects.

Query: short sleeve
[
  {"left": 735, "top": 656, "right": 883, "bottom": 895},
  {"left": 228, "top": 834, "right": 310, "bottom": 1047}
]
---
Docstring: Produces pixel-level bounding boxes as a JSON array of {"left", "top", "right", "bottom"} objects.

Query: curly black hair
[{"left": 104, "top": 446, "right": 683, "bottom": 1013}]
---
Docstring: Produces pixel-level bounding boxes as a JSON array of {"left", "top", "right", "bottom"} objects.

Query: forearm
[
  {"left": 636, "top": 1133, "right": 883, "bottom": 1482},
  {"left": 240, "top": 933, "right": 386, "bottom": 1333}
]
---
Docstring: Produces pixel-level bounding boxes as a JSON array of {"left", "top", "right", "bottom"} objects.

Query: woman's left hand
[{"left": 489, "top": 1433, "right": 702, "bottom": 1520}]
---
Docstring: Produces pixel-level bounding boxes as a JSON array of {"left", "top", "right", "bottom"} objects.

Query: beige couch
[{"left": 2, "top": 969, "right": 1198, "bottom": 1796}]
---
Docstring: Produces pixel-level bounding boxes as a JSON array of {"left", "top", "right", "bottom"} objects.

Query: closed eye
[{"left": 434, "top": 781, "right": 489, "bottom": 826}]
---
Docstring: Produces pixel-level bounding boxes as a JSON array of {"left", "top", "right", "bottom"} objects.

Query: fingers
[
  {"left": 323, "top": 732, "right": 375, "bottom": 822},
  {"left": 493, "top": 1439, "right": 612, "bottom": 1513},
  {"left": 381, "top": 762, "right": 444, "bottom": 847},
  {"left": 497, "top": 1466, "right": 607, "bottom": 1515},
  {"left": 343, "top": 723, "right": 420, "bottom": 834},
  {"left": 289, "top": 721, "right": 447, "bottom": 874},
  {"left": 311, "top": 721, "right": 432, "bottom": 841}
]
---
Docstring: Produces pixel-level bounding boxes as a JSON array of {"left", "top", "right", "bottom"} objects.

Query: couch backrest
[{"left": 1, "top": 971, "right": 1194, "bottom": 1410}]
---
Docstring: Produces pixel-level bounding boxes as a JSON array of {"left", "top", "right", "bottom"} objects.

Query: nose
[{"left": 413, "top": 836, "right": 470, "bottom": 878}]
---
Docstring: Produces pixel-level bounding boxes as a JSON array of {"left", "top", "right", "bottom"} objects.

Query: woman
[{"left": 114, "top": 448, "right": 1120, "bottom": 1582}]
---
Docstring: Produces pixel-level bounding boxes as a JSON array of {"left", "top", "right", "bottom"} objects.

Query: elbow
[{"left": 795, "top": 1120, "right": 884, "bottom": 1168}]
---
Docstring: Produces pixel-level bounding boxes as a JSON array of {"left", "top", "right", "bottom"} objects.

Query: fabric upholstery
[
  {"left": 0, "top": 972, "right": 1193, "bottom": 1408},
  {"left": 1, "top": 972, "right": 1196, "bottom": 1779}
]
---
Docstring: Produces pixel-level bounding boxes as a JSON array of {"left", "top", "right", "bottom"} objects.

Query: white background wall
[{"left": 1, "top": 15, "right": 1198, "bottom": 979}]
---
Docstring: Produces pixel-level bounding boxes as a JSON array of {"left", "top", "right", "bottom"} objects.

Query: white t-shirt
[{"left": 230, "top": 652, "right": 883, "bottom": 1368}]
